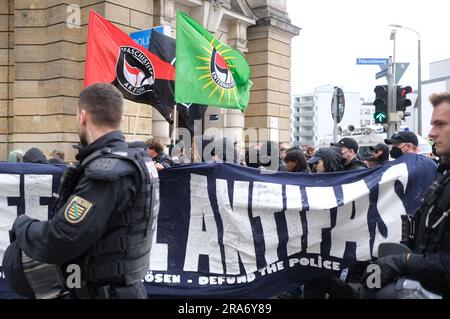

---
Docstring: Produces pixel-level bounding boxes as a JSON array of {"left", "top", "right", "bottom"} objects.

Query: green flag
[{"left": 175, "top": 11, "right": 253, "bottom": 111}]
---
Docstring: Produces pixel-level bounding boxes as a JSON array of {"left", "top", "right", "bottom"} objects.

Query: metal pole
[
  {"left": 172, "top": 104, "right": 177, "bottom": 144},
  {"left": 392, "top": 29, "right": 397, "bottom": 117},
  {"left": 417, "top": 37, "right": 422, "bottom": 135},
  {"left": 387, "top": 56, "right": 395, "bottom": 138},
  {"left": 388, "top": 25, "right": 422, "bottom": 135},
  {"left": 387, "top": 29, "right": 398, "bottom": 137}
]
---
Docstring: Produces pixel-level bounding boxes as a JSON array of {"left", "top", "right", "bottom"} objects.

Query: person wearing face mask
[
  {"left": 3, "top": 83, "right": 158, "bottom": 299},
  {"left": 385, "top": 131, "right": 437, "bottom": 214},
  {"left": 330, "top": 137, "right": 367, "bottom": 171},
  {"left": 385, "top": 131, "right": 421, "bottom": 159}
]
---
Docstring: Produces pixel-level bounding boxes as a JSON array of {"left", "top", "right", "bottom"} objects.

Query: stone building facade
[{"left": 0, "top": 0, "right": 299, "bottom": 161}]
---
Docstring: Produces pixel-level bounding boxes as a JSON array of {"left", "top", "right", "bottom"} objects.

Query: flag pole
[
  {"left": 133, "top": 104, "right": 141, "bottom": 141},
  {"left": 172, "top": 104, "right": 177, "bottom": 145}
]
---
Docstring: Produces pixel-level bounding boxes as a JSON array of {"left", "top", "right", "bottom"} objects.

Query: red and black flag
[
  {"left": 148, "top": 29, "right": 208, "bottom": 134},
  {"left": 84, "top": 10, "right": 175, "bottom": 123}
]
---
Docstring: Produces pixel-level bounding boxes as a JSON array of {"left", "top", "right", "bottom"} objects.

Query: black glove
[
  {"left": 10, "top": 214, "right": 31, "bottom": 243},
  {"left": 362, "top": 254, "right": 408, "bottom": 288}
]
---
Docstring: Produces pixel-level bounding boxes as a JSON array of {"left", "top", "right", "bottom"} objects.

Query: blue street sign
[
  {"left": 376, "top": 68, "right": 389, "bottom": 79},
  {"left": 356, "top": 58, "right": 390, "bottom": 65},
  {"left": 130, "top": 25, "right": 171, "bottom": 48}
]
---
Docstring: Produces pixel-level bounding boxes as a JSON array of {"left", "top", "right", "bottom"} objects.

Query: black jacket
[
  {"left": 12, "top": 131, "right": 140, "bottom": 264},
  {"left": 343, "top": 156, "right": 367, "bottom": 171},
  {"left": 406, "top": 161, "right": 450, "bottom": 297},
  {"left": 10, "top": 131, "right": 155, "bottom": 298},
  {"left": 154, "top": 152, "right": 175, "bottom": 168}
]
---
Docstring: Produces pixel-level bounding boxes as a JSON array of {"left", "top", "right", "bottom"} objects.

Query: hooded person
[
  {"left": 23, "top": 148, "right": 48, "bottom": 164},
  {"left": 307, "top": 147, "right": 343, "bottom": 173}
]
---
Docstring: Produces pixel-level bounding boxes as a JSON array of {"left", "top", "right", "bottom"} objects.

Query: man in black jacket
[
  {"left": 146, "top": 137, "right": 175, "bottom": 170},
  {"left": 4, "top": 83, "right": 158, "bottom": 299},
  {"left": 364, "top": 91, "right": 450, "bottom": 298},
  {"left": 331, "top": 137, "right": 367, "bottom": 171}
]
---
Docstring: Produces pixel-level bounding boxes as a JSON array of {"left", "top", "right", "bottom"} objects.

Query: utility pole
[
  {"left": 388, "top": 24, "right": 422, "bottom": 135},
  {"left": 387, "top": 30, "right": 398, "bottom": 138}
]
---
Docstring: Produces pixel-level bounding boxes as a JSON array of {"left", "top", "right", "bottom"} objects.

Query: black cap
[
  {"left": 369, "top": 143, "right": 389, "bottom": 163},
  {"left": 306, "top": 149, "right": 323, "bottom": 164},
  {"left": 369, "top": 143, "right": 389, "bottom": 154},
  {"left": 385, "top": 131, "right": 418, "bottom": 146},
  {"left": 330, "top": 137, "right": 359, "bottom": 153}
]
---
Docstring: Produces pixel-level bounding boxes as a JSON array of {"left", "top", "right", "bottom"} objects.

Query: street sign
[
  {"left": 331, "top": 87, "right": 345, "bottom": 123},
  {"left": 376, "top": 69, "right": 388, "bottom": 79},
  {"left": 395, "top": 62, "right": 410, "bottom": 84},
  {"left": 130, "top": 25, "right": 171, "bottom": 48},
  {"left": 356, "top": 58, "right": 390, "bottom": 65},
  {"left": 209, "top": 114, "right": 219, "bottom": 122}
]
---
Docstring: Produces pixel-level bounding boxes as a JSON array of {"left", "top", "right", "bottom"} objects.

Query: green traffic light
[{"left": 374, "top": 112, "right": 387, "bottom": 124}]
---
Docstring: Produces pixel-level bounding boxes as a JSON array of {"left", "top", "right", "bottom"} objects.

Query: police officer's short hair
[
  {"left": 429, "top": 91, "right": 450, "bottom": 108},
  {"left": 79, "top": 83, "right": 123, "bottom": 127}
]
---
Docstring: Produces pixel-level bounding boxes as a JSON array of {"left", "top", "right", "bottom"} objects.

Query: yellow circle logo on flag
[{"left": 196, "top": 39, "right": 238, "bottom": 104}]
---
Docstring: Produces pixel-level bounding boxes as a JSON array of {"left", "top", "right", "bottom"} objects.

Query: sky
[{"left": 287, "top": 0, "right": 450, "bottom": 100}]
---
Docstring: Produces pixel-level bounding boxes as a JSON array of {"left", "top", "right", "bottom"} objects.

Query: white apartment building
[
  {"left": 291, "top": 86, "right": 361, "bottom": 147},
  {"left": 360, "top": 99, "right": 375, "bottom": 127},
  {"left": 417, "top": 58, "right": 450, "bottom": 136}
]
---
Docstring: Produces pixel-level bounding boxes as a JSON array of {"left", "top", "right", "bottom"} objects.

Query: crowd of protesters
[
  {"left": 5, "top": 130, "right": 442, "bottom": 174},
  {"left": 6, "top": 148, "right": 66, "bottom": 165}
]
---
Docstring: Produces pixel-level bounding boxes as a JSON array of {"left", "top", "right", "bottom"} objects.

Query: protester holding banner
[
  {"left": 146, "top": 137, "right": 175, "bottom": 170},
  {"left": 7, "top": 150, "right": 24, "bottom": 163},
  {"left": 306, "top": 147, "right": 343, "bottom": 173},
  {"left": 284, "top": 149, "right": 310, "bottom": 172},
  {"left": 364, "top": 91, "right": 450, "bottom": 298},
  {"left": 331, "top": 138, "right": 367, "bottom": 170},
  {"left": 23, "top": 147, "right": 48, "bottom": 164},
  {"left": 3, "top": 83, "right": 158, "bottom": 299}
]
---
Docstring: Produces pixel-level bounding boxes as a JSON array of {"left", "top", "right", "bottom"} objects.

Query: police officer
[
  {"left": 364, "top": 91, "right": 450, "bottom": 298},
  {"left": 5, "top": 83, "right": 158, "bottom": 299}
]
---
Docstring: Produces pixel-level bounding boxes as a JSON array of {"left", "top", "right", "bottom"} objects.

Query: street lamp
[{"left": 389, "top": 24, "right": 422, "bottom": 135}]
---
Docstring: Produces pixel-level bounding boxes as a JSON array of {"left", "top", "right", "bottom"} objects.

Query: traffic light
[
  {"left": 373, "top": 85, "right": 388, "bottom": 124},
  {"left": 396, "top": 85, "right": 412, "bottom": 119}
]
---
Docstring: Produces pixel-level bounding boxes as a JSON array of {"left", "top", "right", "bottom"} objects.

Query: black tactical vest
[
  {"left": 413, "top": 169, "right": 450, "bottom": 254},
  {"left": 75, "top": 144, "right": 159, "bottom": 288}
]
